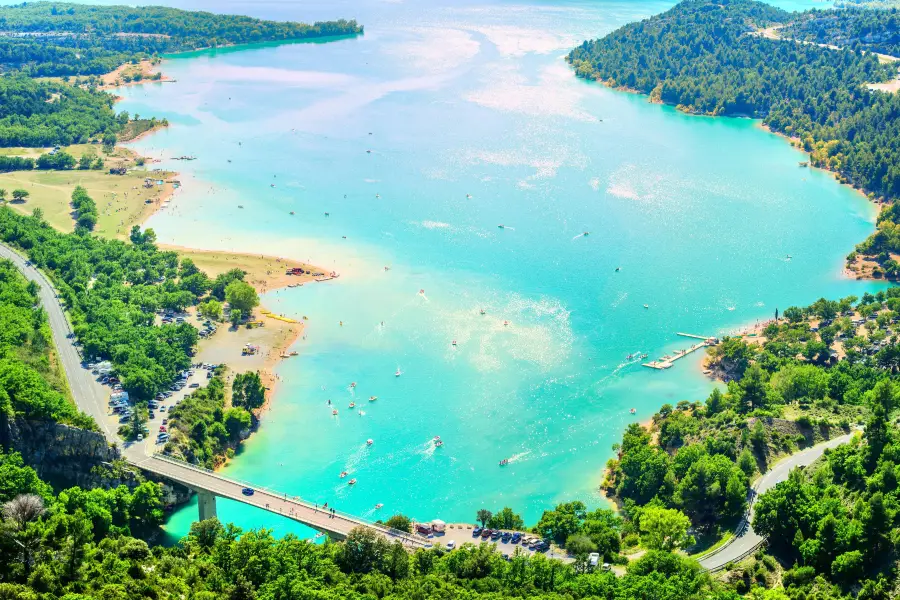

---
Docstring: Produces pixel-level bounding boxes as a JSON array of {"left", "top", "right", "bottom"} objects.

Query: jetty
[{"left": 643, "top": 333, "right": 719, "bottom": 370}]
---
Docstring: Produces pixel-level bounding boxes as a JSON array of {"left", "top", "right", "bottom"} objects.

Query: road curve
[
  {"left": 0, "top": 242, "right": 115, "bottom": 439},
  {"left": 698, "top": 432, "right": 856, "bottom": 571},
  {"left": 0, "top": 241, "right": 861, "bottom": 556}
]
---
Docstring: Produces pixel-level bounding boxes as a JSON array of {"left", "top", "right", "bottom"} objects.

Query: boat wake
[
  {"left": 611, "top": 292, "right": 629, "bottom": 308},
  {"left": 506, "top": 450, "right": 532, "bottom": 464}
]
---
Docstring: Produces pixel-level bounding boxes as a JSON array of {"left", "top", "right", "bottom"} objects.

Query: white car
[
  {"left": 136, "top": 434, "right": 144, "bottom": 441},
  {"left": 446, "top": 540, "right": 456, "bottom": 550},
  {"left": 588, "top": 552, "right": 600, "bottom": 567}
]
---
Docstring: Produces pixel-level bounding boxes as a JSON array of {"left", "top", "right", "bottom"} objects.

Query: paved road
[
  {"left": 0, "top": 243, "right": 115, "bottom": 439},
  {"left": 129, "top": 453, "right": 427, "bottom": 547},
  {"left": 0, "top": 242, "right": 427, "bottom": 545},
  {"left": 698, "top": 432, "right": 856, "bottom": 571}
]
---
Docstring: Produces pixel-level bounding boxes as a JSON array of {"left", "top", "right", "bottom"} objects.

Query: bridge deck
[{"left": 129, "top": 454, "right": 426, "bottom": 547}]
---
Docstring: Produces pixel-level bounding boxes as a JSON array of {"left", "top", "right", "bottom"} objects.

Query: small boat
[
  {"left": 451, "top": 340, "right": 457, "bottom": 346},
  {"left": 325, "top": 212, "right": 330, "bottom": 216},
  {"left": 503, "top": 320, "right": 509, "bottom": 326},
  {"left": 375, "top": 194, "right": 380, "bottom": 198},
  {"left": 367, "top": 439, "right": 374, "bottom": 446},
  {"left": 366, "top": 150, "right": 372, "bottom": 154},
  {"left": 332, "top": 409, "right": 338, "bottom": 415},
  {"left": 375, "top": 503, "right": 384, "bottom": 509},
  {"left": 434, "top": 435, "right": 441, "bottom": 440},
  {"left": 499, "top": 458, "right": 509, "bottom": 466},
  {"left": 290, "top": 351, "right": 298, "bottom": 356},
  {"left": 583, "top": 232, "right": 589, "bottom": 236},
  {"left": 358, "top": 410, "right": 365, "bottom": 416},
  {"left": 640, "top": 353, "right": 648, "bottom": 359},
  {"left": 238, "top": 205, "right": 244, "bottom": 209},
  {"left": 395, "top": 369, "right": 402, "bottom": 377},
  {"left": 350, "top": 382, "right": 357, "bottom": 388},
  {"left": 480, "top": 309, "right": 486, "bottom": 315},
  {"left": 466, "top": 194, "right": 472, "bottom": 198},
  {"left": 384, "top": 266, "right": 391, "bottom": 271},
  {"left": 629, "top": 408, "right": 636, "bottom": 414},
  {"left": 348, "top": 402, "right": 356, "bottom": 408},
  {"left": 348, "top": 478, "right": 357, "bottom": 485},
  {"left": 498, "top": 224, "right": 505, "bottom": 229},
  {"left": 419, "top": 289, "right": 425, "bottom": 295},
  {"left": 786, "top": 254, "right": 792, "bottom": 259},
  {"left": 340, "top": 471, "right": 348, "bottom": 478},
  {"left": 290, "top": 211, "right": 295, "bottom": 215},
  {"left": 435, "top": 440, "right": 444, "bottom": 447},
  {"left": 369, "top": 395, "right": 378, "bottom": 401},
  {"left": 627, "top": 353, "right": 634, "bottom": 360},
  {"left": 615, "top": 267, "right": 620, "bottom": 272},
  {"left": 643, "top": 304, "right": 649, "bottom": 309},
  {"left": 270, "top": 184, "right": 276, "bottom": 188}
]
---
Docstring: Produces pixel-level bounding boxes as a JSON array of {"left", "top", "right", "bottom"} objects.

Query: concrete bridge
[
  {"left": 128, "top": 452, "right": 426, "bottom": 547},
  {"left": 0, "top": 242, "right": 425, "bottom": 549}
]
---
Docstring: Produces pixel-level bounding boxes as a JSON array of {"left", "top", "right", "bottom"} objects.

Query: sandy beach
[{"left": 100, "top": 59, "right": 172, "bottom": 91}]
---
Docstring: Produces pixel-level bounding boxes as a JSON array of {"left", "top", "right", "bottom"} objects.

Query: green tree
[
  {"left": 230, "top": 308, "right": 242, "bottom": 327},
  {"left": 476, "top": 508, "right": 492, "bottom": 527},
  {"left": 223, "top": 407, "right": 251, "bottom": 439},
  {"left": 231, "top": 372, "right": 265, "bottom": 411},
  {"left": 639, "top": 507, "right": 693, "bottom": 551},
  {"left": 11, "top": 189, "right": 28, "bottom": 202},
  {"left": 225, "top": 279, "right": 259, "bottom": 314},
  {"left": 199, "top": 299, "right": 222, "bottom": 321},
  {"left": 384, "top": 514, "right": 412, "bottom": 533},
  {"left": 487, "top": 507, "right": 525, "bottom": 530}
]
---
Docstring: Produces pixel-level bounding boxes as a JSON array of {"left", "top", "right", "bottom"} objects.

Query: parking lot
[{"left": 423, "top": 524, "right": 571, "bottom": 562}]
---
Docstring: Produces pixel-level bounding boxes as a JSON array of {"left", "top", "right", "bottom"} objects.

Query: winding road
[
  {"left": 0, "top": 241, "right": 426, "bottom": 546},
  {"left": 698, "top": 431, "right": 856, "bottom": 572},
  {"left": 0, "top": 243, "right": 115, "bottom": 439},
  {"left": 0, "top": 240, "right": 859, "bottom": 557}
]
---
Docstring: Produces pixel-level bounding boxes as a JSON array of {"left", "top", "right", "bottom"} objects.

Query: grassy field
[{"left": 0, "top": 168, "right": 176, "bottom": 238}]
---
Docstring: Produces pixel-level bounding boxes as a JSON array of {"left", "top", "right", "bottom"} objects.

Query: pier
[{"left": 642, "top": 333, "right": 718, "bottom": 370}]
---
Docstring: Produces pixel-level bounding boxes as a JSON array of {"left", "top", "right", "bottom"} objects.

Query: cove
[{"left": 112, "top": 0, "right": 885, "bottom": 541}]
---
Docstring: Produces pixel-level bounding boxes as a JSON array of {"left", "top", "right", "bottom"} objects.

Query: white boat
[
  {"left": 367, "top": 439, "right": 374, "bottom": 446},
  {"left": 395, "top": 369, "right": 402, "bottom": 377},
  {"left": 375, "top": 503, "right": 384, "bottom": 509},
  {"left": 643, "top": 304, "right": 649, "bottom": 309},
  {"left": 369, "top": 395, "right": 378, "bottom": 401},
  {"left": 348, "top": 478, "right": 357, "bottom": 485}
]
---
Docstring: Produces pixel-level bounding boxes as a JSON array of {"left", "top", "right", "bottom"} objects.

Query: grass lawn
[{"left": 0, "top": 168, "right": 176, "bottom": 238}]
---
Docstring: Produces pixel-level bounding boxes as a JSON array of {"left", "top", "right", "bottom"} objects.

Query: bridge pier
[{"left": 198, "top": 491, "right": 217, "bottom": 521}]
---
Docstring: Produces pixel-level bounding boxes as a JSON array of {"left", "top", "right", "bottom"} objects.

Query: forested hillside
[
  {"left": 0, "top": 2, "right": 363, "bottom": 76},
  {"left": 784, "top": 7, "right": 900, "bottom": 56},
  {"left": 567, "top": 0, "right": 900, "bottom": 265},
  {"left": 0, "top": 258, "right": 93, "bottom": 429}
]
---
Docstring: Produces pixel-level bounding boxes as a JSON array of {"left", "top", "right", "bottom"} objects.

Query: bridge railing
[{"left": 151, "top": 453, "right": 426, "bottom": 547}]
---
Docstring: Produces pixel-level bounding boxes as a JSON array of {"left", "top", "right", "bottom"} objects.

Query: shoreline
[{"left": 100, "top": 58, "right": 172, "bottom": 92}]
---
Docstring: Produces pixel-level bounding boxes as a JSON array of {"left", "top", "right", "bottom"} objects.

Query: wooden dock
[{"left": 643, "top": 333, "right": 717, "bottom": 370}]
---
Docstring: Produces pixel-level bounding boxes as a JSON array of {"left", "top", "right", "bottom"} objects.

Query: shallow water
[{"left": 111, "top": 0, "right": 882, "bottom": 541}]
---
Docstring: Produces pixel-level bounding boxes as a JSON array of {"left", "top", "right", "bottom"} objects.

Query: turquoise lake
[{"left": 111, "top": 0, "right": 888, "bottom": 541}]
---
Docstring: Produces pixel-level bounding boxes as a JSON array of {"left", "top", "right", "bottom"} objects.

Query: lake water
[{"left": 113, "top": 0, "right": 883, "bottom": 540}]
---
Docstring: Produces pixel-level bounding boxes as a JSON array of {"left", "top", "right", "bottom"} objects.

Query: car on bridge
[{"left": 241, "top": 488, "right": 254, "bottom": 496}]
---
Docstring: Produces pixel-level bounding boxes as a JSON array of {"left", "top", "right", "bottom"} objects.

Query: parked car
[
  {"left": 472, "top": 527, "right": 483, "bottom": 536},
  {"left": 241, "top": 488, "right": 254, "bottom": 496},
  {"left": 490, "top": 530, "right": 502, "bottom": 540},
  {"left": 588, "top": 552, "right": 600, "bottom": 567},
  {"left": 511, "top": 532, "right": 522, "bottom": 543},
  {"left": 446, "top": 540, "right": 456, "bottom": 550},
  {"left": 480, "top": 529, "right": 492, "bottom": 538},
  {"left": 136, "top": 434, "right": 143, "bottom": 441},
  {"left": 501, "top": 532, "right": 512, "bottom": 542},
  {"left": 189, "top": 383, "right": 200, "bottom": 388}
]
